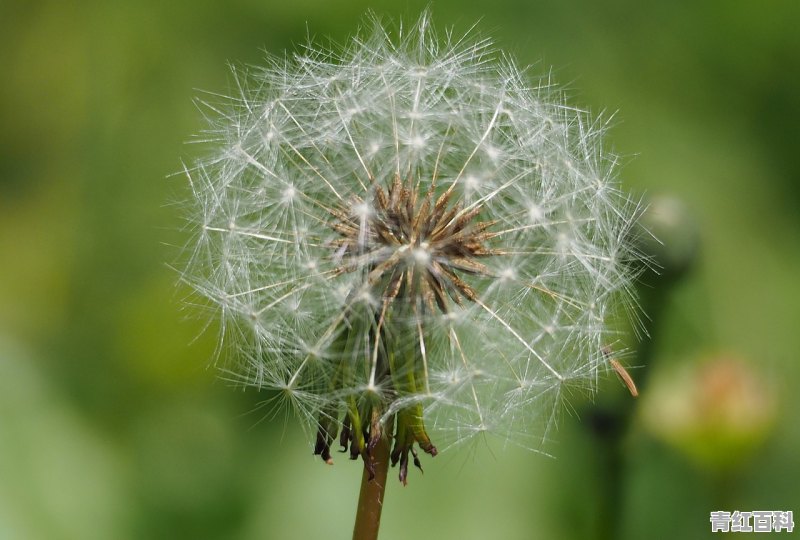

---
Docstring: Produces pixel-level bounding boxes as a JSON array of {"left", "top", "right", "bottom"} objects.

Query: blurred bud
[
  {"left": 633, "top": 195, "right": 699, "bottom": 283},
  {"left": 641, "top": 353, "right": 777, "bottom": 471}
]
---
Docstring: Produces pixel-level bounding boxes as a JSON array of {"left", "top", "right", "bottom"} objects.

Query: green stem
[
  {"left": 352, "top": 430, "right": 392, "bottom": 540},
  {"left": 595, "top": 435, "right": 624, "bottom": 540}
]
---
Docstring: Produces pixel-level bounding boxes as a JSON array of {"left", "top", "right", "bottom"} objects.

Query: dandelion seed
[{"left": 181, "top": 12, "right": 642, "bottom": 493}]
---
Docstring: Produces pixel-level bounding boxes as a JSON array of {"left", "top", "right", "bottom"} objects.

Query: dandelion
[{"left": 181, "top": 12, "right": 641, "bottom": 539}]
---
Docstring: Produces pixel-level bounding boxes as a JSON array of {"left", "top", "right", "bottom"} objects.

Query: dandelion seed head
[{"left": 182, "top": 12, "right": 643, "bottom": 471}]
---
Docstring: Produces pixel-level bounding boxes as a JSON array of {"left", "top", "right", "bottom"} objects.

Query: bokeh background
[{"left": 2, "top": 1, "right": 799, "bottom": 539}]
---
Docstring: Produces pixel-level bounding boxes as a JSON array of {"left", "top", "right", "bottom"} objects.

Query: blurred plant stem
[
  {"left": 352, "top": 433, "right": 392, "bottom": 540},
  {"left": 590, "top": 195, "right": 698, "bottom": 540}
]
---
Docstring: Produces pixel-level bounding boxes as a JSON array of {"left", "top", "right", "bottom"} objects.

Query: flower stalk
[{"left": 353, "top": 417, "right": 393, "bottom": 540}]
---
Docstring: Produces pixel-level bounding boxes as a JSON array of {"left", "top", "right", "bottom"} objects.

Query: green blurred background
[{"left": 2, "top": 1, "right": 799, "bottom": 538}]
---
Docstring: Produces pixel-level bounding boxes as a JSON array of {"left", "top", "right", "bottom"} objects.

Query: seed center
[
  {"left": 410, "top": 243, "right": 431, "bottom": 267},
  {"left": 330, "top": 174, "right": 499, "bottom": 315}
]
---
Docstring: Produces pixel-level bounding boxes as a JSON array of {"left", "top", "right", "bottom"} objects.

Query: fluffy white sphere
[{"left": 183, "top": 13, "right": 641, "bottom": 459}]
